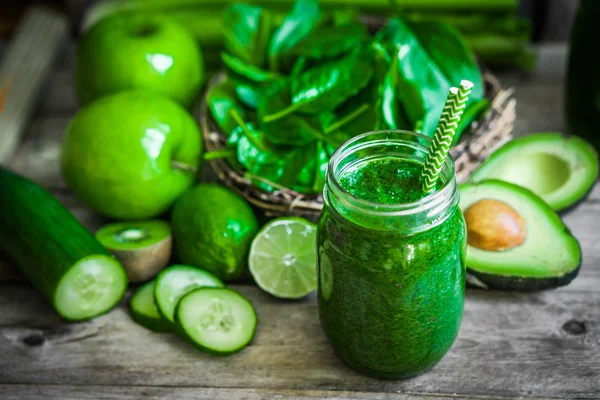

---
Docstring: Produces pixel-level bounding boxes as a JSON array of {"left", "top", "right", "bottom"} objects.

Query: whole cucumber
[{"left": 0, "top": 168, "right": 127, "bottom": 321}]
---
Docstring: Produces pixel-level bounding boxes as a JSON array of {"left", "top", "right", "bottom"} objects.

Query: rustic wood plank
[
  {"left": 0, "top": 284, "right": 598, "bottom": 398},
  {"left": 0, "top": 384, "right": 554, "bottom": 400}
]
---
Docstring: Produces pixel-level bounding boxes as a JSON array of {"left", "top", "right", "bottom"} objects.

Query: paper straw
[{"left": 421, "top": 80, "right": 473, "bottom": 194}]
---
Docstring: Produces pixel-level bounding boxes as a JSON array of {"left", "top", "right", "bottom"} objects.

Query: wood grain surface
[{"left": 1, "top": 44, "right": 599, "bottom": 399}]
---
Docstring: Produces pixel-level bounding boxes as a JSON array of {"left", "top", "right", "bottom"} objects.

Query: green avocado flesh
[
  {"left": 460, "top": 180, "right": 582, "bottom": 291},
  {"left": 470, "top": 132, "right": 598, "bottom": 212},
  {"left": 96, "top": 220, "right": 171, "bottom": 251}
]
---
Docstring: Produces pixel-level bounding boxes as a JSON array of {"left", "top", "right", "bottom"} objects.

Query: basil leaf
[
  {"left": 258, "top": 79, "right": 323, "bottom": 146},
  {"left": 222, "top": 4, "right": 273, "bottom": 68},
  {"left": 268, "top": 0, "right": 322, "bottom": 72},
  {"left": 291, "top": 23, "right": 369, "bottom": 59},
  {"left": 207, "top": 79, "right": 247, "bottom": 136},
  {"left": 221, "top": 52, "right": 281, "bottom": 83}
]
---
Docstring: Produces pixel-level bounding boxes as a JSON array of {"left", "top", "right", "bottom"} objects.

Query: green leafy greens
[{"left": 208, "top": 0, "right": 487, "bottom": 195}]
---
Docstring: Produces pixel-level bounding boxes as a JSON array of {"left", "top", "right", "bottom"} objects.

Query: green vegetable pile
[{"left": 209, "top": 0, "right": 487, "bottom": 194}]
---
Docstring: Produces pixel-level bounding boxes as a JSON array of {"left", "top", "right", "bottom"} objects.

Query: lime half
[{"left": 249, "top": 217, "right": 317, "bottom": 299}]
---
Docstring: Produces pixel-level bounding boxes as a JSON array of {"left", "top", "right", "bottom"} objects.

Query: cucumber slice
[
  {"left": 175, "top": 288, "right": 257, "bottom": 355},
  {"left": 54, "top": 255, "right": 127, "bottom": 321},
  {"left": 130, "top": 281, "right": 171, "bottom": 332},
  {"left": 154, "top": 264, "right": 224, "bottom": 324}
]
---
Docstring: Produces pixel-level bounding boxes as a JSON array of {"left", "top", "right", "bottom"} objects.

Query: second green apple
[
  {"left": 61, "top": 90, "right": 202, "bottom": 220},
  {"left": 76, "top": 14, "right": 204, "bottom": 107}
]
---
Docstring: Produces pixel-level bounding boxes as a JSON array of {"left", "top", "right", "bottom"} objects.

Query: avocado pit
[{"left": 464, "top": 199, "right": 526, "bottom": 251}]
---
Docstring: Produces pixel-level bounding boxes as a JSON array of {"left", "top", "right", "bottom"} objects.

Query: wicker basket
[{"left": 196, "top": 33, "right": 516, "bottom": 220}]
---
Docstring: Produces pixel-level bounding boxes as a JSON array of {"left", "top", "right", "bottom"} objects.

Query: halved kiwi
[{"left": 95, "top": 220, "right": 172, "bottom": 283}]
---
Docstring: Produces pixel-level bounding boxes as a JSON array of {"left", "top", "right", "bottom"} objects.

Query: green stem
[
  {"left": 203, "top": 148, "right": 237, "bottom": 161},
  {"left": 244, "top": 172, "right": 291, "bottom": 192},
  {"left": 229, "top": 109, "right": 267, "bottom": 152},
  {"left": 261, "top": 102, "right": 303, "bottom": 123},
  {"left": 324, "top": 104, "right": 370, "bottom": 135},
  {"left": 312, "top": 132, "right": 339, "bottom": 147},
  {"left": 371, "top": 41, "right": 392, "bottom": 64},
  {"left": 170, "top": 160, "right": 198, "bottom": 173},
  {"left": 291, "top": 56, "right": 308, "bottom": 76}
]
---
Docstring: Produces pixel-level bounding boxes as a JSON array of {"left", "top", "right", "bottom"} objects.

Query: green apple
[
  {"left": 61, "top": 90, "right": 202, "bottom": 220},
  {"left": 76, "top": 14, "right": 204, "bottom": 107}
]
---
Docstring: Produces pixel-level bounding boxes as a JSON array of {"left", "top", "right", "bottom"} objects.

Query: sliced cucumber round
[
  {"left": 154, "top": 265, "right": 224, "bottom": 324},
  {"left": 175, "top": 288, "right": 257, "bottom": 355},
  {"left": 130, "top": 281, "right": 171, "bottom": 333},
  {"left": 54, "top": 255, "right": 127, "bottom": 321}
]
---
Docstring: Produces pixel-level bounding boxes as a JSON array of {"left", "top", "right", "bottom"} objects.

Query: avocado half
[
  {"left": 470, "top": 132, "right": 598, "bottom": 212},
  {"left": 460, "top": 180, "right": 582, "bottom": 291}
]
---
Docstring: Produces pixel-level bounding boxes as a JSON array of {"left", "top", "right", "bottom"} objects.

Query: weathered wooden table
[{"left": 1, "top": 44, "right": 599, "bottom": 400}]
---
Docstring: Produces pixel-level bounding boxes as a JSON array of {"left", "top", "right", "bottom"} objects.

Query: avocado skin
[
  {"left": 466, "top": 229, "right": 582, "bottom": 291},
  {"left": 556, "top": 184, "right": 595, "bottom": 215},
  {"left": 467, "top": 265, "right": 581, "bottom": 291}
]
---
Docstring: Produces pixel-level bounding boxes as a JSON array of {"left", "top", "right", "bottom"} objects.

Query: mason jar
[{"left": 317, "top": 130, "right": 466, "bottom": 379}]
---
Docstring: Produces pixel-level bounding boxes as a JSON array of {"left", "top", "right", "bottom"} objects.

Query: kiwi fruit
[{"left": 95, "top": 220, "right": 172, "bottom": 282}]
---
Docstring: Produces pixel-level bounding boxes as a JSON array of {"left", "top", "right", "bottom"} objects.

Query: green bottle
[{"left": 566, "top": 0, "right": 600, "bottom": 151}]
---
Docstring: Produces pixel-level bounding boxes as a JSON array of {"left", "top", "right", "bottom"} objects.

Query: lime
[
  {"left": 170, "top": 184, "right": 258, "bottom": 281},
  {"left": 249, "top": 217, "right": 317, "bottom": 299}
]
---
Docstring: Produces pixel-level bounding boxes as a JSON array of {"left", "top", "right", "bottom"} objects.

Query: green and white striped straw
[{"left": 421, "top": 80, "right": 474, "bottom": 194}]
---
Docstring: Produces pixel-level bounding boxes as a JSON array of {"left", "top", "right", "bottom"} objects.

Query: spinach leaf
[
  {"left": 228, "top": 73, "right": 262, "bottom": 109},
  {"left": 257, "top": 79, "right": 324, "bottom": 146},
  {"left": 235, "top": 84, "right": 260, "bottom": 109},
  {"left": 332, "top": 8, "right": 359, "bottom": 26},
  {"left": 291, "top": 49, "right": 374, "bottom": 114},
  {"left": 222, "top": 3, "right": 273, "bottom": 68},
  {"left": 411, "top": 22, "right": 484, "bottom": 101},
  {"left": 221, "top": 52, "right": 281, "bottom": 83},
  {"left": 311, "top": 140, "right": 329, "bottom": 193},
  {"left": 267, "top": 0, "right": 322, "bottom": 72},
  {"left": 290, "top": 56, "right": 308, "bottom": 77},
  {"left": 291, "top": 23, "right": 369, "bottom": 59},
  {"left": 207, "top": 79, "right": 247, "bottom": 136},
  {"left": 234, "top": 122, "right": 315, "bottom": 193},
  {"left": 263, "top": 49, "right": 374, "bottom": 122},
  {"left": 340, "top": 42, "right": 389, "bottom": 132},
  {"left": 236, "top": 124, "right": 278, "bottom": 168},
  {"left": 380, "top": 54, "right": 411, "bottom": 131},
  {"left": 453, "top": 98, "right": 490, "bottom": 144},
  {"left": 376, "top": 18, "right": 483, "bottom": 138},
  {"left": 291, "top": 140, "right": 328, "bottom": 194},
  {"left": 323, "top": 103, "right": 373, "bottom": 137}
]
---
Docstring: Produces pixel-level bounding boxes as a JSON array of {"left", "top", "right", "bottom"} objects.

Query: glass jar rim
[{"left": 327, "top": 130, "right": 458, "bottom": 219}]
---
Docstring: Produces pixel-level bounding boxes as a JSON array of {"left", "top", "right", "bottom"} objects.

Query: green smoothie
[{"left": 318, "top": 153, "right": 466, "bottom": 379}]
